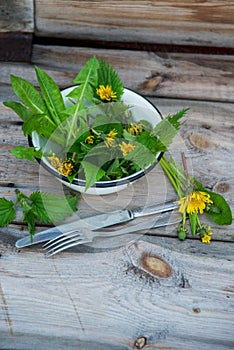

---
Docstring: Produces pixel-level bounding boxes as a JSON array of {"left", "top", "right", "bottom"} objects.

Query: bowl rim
[{"left": 29, "top": 87, "right": 164, "bottom": 189}]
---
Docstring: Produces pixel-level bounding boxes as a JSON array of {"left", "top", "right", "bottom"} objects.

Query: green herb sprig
[
  {"left": 4, "top": 55, "right": 188, "bottom": 191},
  {"left": 160, "top": 154, "right": 232, "bottom": 243},
  {"left": 0, "top": 190, "right": 79, "bottom": 241}
]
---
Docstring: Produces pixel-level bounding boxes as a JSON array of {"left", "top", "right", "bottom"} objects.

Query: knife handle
[{"left": 133, "top": 201, "right": 178, "bottom": 218}]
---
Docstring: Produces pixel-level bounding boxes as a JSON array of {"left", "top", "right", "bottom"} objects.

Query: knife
[{"left": 15, "top": 200, "right": 178, "bottom": 248}]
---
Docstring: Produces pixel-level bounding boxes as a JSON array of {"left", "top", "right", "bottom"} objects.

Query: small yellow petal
[
  {"left": 96, "top": 85, "right": 117, "bottom": 101},
  {"left": 119, "top": 141, "right": 135, "bottom": 157}
]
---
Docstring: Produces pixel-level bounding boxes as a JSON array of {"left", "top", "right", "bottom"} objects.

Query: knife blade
[{"left": 15, "top": 200, "right": 178, "bottom": 248}]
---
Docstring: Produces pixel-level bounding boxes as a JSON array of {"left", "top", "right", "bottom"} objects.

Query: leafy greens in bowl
[{"left": 4, "top": 56, "right": 188, "bottom": 195}]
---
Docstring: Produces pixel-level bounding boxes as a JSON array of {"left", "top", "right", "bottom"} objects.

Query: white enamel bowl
[{"left": 31, "top": 87, "right": 163, "bottom": 195}]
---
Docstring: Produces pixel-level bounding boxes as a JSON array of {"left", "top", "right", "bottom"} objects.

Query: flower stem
[{"left": 160, "top": 155, "right": 182, "bottom": 197}]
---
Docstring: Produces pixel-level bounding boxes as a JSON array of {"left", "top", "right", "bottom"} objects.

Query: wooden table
[{"left": 1, "top": 1, "right": 234, "bottom": 349}]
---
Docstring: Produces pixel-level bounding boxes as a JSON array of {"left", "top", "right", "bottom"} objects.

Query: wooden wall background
[{"left": 1, "top": 0, "right": 234, "bottom": 63}]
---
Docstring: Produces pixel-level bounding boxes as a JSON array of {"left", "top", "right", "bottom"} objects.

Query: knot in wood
[
  {"left": 134, "top": 336, "right": 147, "bottom": 349},
  {"left": 140, "top": 253, "right": 172, "bottom": 278},
  {"left": 214, "top": 182, "right": 230, "bottom": 193},
  {"left": 189, "top": 132, "right": 210, "bottom": 150}
]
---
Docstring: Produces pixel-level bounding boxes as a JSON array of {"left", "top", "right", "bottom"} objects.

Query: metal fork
[{"left": 43, "top": 213, "right": 181, "bottom": 257}]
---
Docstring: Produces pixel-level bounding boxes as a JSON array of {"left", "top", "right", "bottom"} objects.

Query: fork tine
[
  {"left": 43, "top": 230, "right": 80, "bottom": 249},
  {"left": 43, "top": 231, "right": 80, "bottom": 249},
  {"left": 44, "top": 234, "right": 83, "bottom": 253},
  {"left": 45, "top": 238, "right": 91, "bottom": 257}
]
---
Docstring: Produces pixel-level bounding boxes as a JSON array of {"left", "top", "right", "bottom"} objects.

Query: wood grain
[
  {"left": 0, "top": 0, "right": 34, "bottom": 33},
  {"left": 1, "top": 61, "right": 234, "bottom": 242},
  {"left": 34, "top": 0, "right": 234, "bottom": 48},
  {"left": 0, "top": 240, "right": 233, "bottom": 349},
  {"left": 0, "top": 48, "right": 234, "bottom": 348},
  {"left": 31, "top": 46, "right": 234, "bottom": 102}
]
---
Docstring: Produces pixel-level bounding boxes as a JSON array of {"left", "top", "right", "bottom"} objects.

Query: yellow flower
[
  {"left": 85, "top": 135, "right": 94, "bottom": 144},
  {"left": 127, "top": 122, "right": 143, "bottom": 135},
  {"left": 48, "top": 154, "right": 63, "bottom": 170},
  {"left": 177, "top": 191, "right": 213, "bottom": 215},
  {"left": 48, "top": 154, "right": 74, "bottom": 176},
  {"left": 105, "top": 129, "right": 118, "bottom": 147},
  {"left": 96, "top": 85, "right": 117, "bottom": 101},
  {"left": 201, "top": 228, "right": 213, "bottom": 244},
  {"left": 60, "top": 160, "right": 74, "bottom": 176},
  {"left": 119, "top": 141, "right": 135, "bottom": 157}
]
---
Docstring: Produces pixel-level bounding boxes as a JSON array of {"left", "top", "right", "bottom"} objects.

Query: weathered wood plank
[
  {"left": 0, "top": 0, "right": 34, "bottom": 61},
  {"left": 0, "top": 56, "right": 234, "bottom": 349},
  {"left": 1, "top": 94, "right": 233, "bottom": 242},
  {"left": 34, "top": 0, "right": 234, "bottom": 48},
  {"left": 31, "top": 46, "right": 234, "bottom": 102},
  {"left": 0, "top": 239, "right": 233, "bottom": 349},
  {"left": 0, "top": 0, "right": 34, "bottom": 33}
]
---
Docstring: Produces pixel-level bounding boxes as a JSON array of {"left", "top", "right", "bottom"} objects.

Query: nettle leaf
[
  {"left": 0, "top": 198, "right": 15, "bottom": 227},
  {"left": 81, "top": 161, "right": 106, "bottom": 191},
  {"left": 3, "top": 101, "right": 33, "bottom": 122},
  {"left": 10, "top": 146, "right": 42, "bottom": 161},
  {"left": 152, "top": 108, "right": 188, "bottom": 148},
  {"left": 136, "top": 131, "right": 166, "bottom": 154},
  {"left": 23, "top": 210, "right": 36, "bottom": 240},
  {"left": 35, "top": 66, "right": 66, "bottom": 125},
  {"left": 29, "top": 192, "right": 79, "bottom": 224},
  {"left": 9, "top": 74, "right": 48, "bottom": 115},
  {"left": 125, "top": 143, "right": 156, "bottom": 169},
  {"left": 97, "top": 59, "right": 124, "bottom": 101},
  {"left": 166, "top": 108, "right": 189, "bottom": 130}
]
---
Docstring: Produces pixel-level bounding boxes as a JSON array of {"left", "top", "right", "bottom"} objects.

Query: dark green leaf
[
  {"left": 3, "top": 101, "right": 33, "bottom": 122},
  {"left": 136, "top": 131, "right": 166, "bottom": 154},
  {"left": 0, "top": 198, "right": 15, "bottom": 227},
  {"left": 206, "top": 192, "right": 232, "bottom": 225},
  {"left": 151, "top": 108, "right": 188, "bottom": 148},
  {"left": 10, "top": 146, "right": 42, "bottom": 161},
  {"left": 23, "top": 210, "right": 36, "bottom": 241},
  {"left": 194, "top": 180, "right": 232, "bottom": 225},
  {"left": 10, "top": 74, "right": 48, "bottom": 115},
  {"left": 67, "top": 84, "right": 94, "bottom": 105},
  {"left": 35, "top": 66, "right": 66, "bottom": 125},
  {"left": 22, "top": 114, "right": 56, "bottom": 137},
  {"left": 125, "top": 143, "right": 156, "bottom": 169},
  {"left": 81, "top": 161, "right": 106, "bottom": 191},
  {"left": 97, "top": 59, "right": 124, "bottom": 101},
  {"left": 73, "top": 55, "right": 99, "bottom": 86},
  {"left": 29, "top": 192, "right": 79, "bottom": 224}
]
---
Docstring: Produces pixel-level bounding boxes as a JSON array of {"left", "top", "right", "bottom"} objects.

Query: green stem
[{"left": 160, "top": 155, "right": 182, "bottom": 197}]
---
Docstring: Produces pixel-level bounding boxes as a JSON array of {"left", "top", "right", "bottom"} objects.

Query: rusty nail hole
[
  {"left": 134, "top": 336, "right": 147, "bottom": 349},
  {"left": 140, "top": 253, "right": 172, "bottom": 278},
  {"left": 193, "top": 307, "right": 201, "bottom": 314}
]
